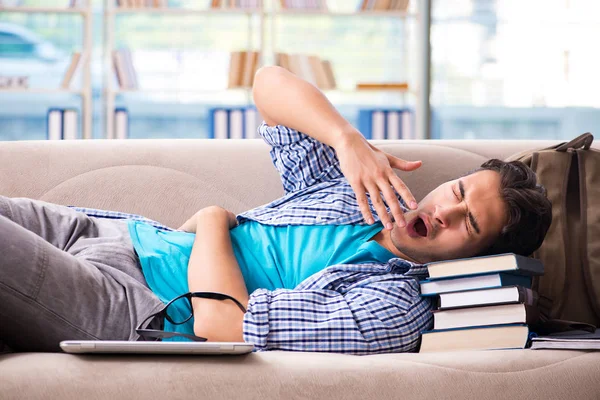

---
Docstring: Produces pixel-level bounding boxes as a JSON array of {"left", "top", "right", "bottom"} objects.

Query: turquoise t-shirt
[{"left": 128, "top": 220, "right": 396, "bottom": 340}]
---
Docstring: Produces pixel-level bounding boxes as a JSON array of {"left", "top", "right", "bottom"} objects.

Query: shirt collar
[{"left": 389, "top": 257, "right": 429, "bottom": 278}]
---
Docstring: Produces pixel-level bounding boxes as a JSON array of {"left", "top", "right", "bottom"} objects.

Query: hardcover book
[
  {"left": 420, "top": 324, "right": 530, "bottom": 353},
  {"left": 438, "top": 285, "right": 538, "bottom": 310},
  {"left": 426, "top": 253, "right": 544, "bottom": 279},
  {"left": 420, "top": 272, "right": 532, "bottom": 296},
  {"left": 432, "top": 303, "right": 539, "bottom": 330}
]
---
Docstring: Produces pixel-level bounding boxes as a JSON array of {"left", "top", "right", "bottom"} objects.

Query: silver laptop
[{"left": 60, "top": 340, "right": 254, "bottom": 355}]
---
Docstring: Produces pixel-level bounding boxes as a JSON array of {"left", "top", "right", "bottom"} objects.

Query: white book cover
[
  {"left": 371, "top": 111, "right": 385, "bottom": 140},
  {"left": 114, "top": 109, "right": 129, "bottom": 139},
  {"left": 47, "top": 110, "right": 63, "bottom": 141},
  {"left": 244, "top": 108, "right": 259, "bottom": 139},
  {"left": 402, "top": 110, "right": 413, "bottom": 139},
  {"left": 229, "top": 109, "right": 244, "bottom": 139},
  {"left": 386, "top": 110, "right": 401, "bottom": 140},
  {"left": 62, "top": 110, "right": 79, "bottom": 140},
  {"left": 214, "top": 109, "right": 229, "bottom": 139}
]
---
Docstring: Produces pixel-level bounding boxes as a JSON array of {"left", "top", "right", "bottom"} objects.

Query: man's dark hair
[{"left": 470, "top": 159, "right": 552, "bottom": 257}]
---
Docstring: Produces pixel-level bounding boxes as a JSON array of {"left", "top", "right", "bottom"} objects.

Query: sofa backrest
[{"left": 0, "top": 138, "right": 595, "bottom": 229}]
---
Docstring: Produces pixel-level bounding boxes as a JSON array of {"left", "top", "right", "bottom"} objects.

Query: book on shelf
[
  {"left": 275, "top": 53, "right": 336, "bottom": 90},
  {"left": 114, "top": 108, "right": 129, "bottom": 139},
  {"left": 228, "top": 51, "right": 260, "bottom": 88},
  {"left": 47, "top": 108, "right": 79, "bottom": 140},
  {"left": 116, "top": 0, "right": 167, "bottom": 7},
  {"left": 61, "top": 51, "right": 89, "bottom": 89},
  {"left": 113, "top": 48, "right": 138, "bottom": 90},
  {"left": 420, "top": 272, "right": 532, "bottom": 296},
  {"left": 360, "top": 0, "right": 409, "bottom": 11},
  {"left": 69, "top": 0, "right": 89, "bottom": 7},
  {"left": 432, "top": 302, "right": 540, "bottom": 330},
  {"left": 426, "top": 253, "right": 545, "bottom": 280},
  {"left": 358, "top": 108, "right": 413, "bottom": 140},
  {"left": 438, "top": 285, "right": 538, "bottom": 310},
  {"left": 420, "top": 324, "right": 531, "bottom": 353},
  {"left": 211, "top": 0, "right": 262, "bottom": 9},
  {"left": 279, "top": 0, "right": 327, "bottom": 10},
  {"left": 208, "top": 107, "right": 261, "bottom": 139},
  {"left": 530, "top": 329, "right": 600, "bottom": 351}
]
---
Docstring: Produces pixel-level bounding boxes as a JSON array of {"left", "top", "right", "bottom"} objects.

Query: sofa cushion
[{"left": 1, "top": 349, "right": 599, "bottom": 400}]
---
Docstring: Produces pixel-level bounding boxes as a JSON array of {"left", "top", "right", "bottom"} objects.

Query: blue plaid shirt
[{"left": 70, "top": 122, "right": 433, "bottom": 355}]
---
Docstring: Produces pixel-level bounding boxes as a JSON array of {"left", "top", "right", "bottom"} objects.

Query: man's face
[{"left": 390, "top": 170, "right": 508, "bottom": 264}]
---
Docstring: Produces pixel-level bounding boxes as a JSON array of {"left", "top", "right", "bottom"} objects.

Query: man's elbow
[{"left": 193, "top": 310, "right": 244, "bottom": 343}]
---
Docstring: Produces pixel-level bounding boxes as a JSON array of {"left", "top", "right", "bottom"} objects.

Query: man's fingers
[
  {"left": 390, "top": 157, "right": 422, "bottom": 172},
  {"left": 350, "top": 182, "right": 374, "bottom": 224},
  {"left": 379, "top": 183, "right": 406, "bottom": 228},
  {"left": 389, "top": 174, "right": 418, "bottom": 210},
  {"left": 365, "top": 182, "right": 392, "bottom": 229}
]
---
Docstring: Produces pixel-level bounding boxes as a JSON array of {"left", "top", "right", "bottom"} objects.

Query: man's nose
[{"left": 433, "top": 204, "right": 462, "bottom": 228}]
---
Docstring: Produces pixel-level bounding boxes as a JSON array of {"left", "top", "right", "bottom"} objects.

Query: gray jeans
[{"left": 0, "top": 195, "right": 165, "bottom": 352}]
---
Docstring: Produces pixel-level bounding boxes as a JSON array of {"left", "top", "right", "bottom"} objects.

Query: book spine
[
  {"left": 114, "top": 108, "right": 129, "bottom": 139},
  {"left": 62, "top": 109, "right": 79, "bottom": 140},
  {"left": 357, "top": 109, "right": 373, "bottom": 139},
  {"left": 47, "top": 109, "right": 64, "bottom": 141}
]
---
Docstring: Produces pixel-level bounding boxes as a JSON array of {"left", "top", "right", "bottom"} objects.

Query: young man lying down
[{"left": 0, "top": 66, "right": 552, "bottom": 354}]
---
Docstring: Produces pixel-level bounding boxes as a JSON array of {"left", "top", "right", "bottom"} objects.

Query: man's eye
[{"left": 453, "top": 188, "right": 460, "bottom": 200}]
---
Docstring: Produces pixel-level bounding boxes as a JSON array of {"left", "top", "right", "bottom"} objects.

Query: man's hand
[
  {"left": 178, "top": 206, "right": 238, "bottom": 233},
  {"left": 334, "top": 129, "right": 421, "bottom": 229}
]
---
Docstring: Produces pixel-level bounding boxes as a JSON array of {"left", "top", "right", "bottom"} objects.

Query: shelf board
[
  {"left": 0, "top": 88, "right": 84, "bottom": 94},
  {"left": 0, "top": 6, "right": 88, "bottom": 14},
  {"left": 111, "top": 7, "right": 263, "bottom": 16},
  {"left": 108, "top": 8, "right": 414, "bottom": 18},
  {"left": 274, "top": 9, "right": 415, "bottom": 18},
  {"left": 111, "top": 88, "right": 252, "bottom": 94},
  {"left": 110, "top": 87, "right": 413, "bottom": 94}
]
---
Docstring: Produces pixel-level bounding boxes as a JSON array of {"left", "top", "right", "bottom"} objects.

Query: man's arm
[
  {"left": 243, "top": 277, "right": 433, "bottom": 354},
  {"left": 184, "top": 206, "right": 248, "bottom": 342},
  {"left": 253, "top": 66, "right": 421, "bottom": 229}
]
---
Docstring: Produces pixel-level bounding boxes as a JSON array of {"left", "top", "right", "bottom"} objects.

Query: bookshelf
[
  {"left": 0, "top": 3, "right": 94, "bottom": 140},
  {"left": 102, "top": 0, "right": 431, "bottom": 139},
  {"left": 102, "top": 0, "right": 265, "bottom": 139}
]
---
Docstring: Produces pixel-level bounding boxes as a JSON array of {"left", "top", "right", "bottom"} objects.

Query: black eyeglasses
[{"left": 136, "top": 291, "right": 247, "bottom": 342}]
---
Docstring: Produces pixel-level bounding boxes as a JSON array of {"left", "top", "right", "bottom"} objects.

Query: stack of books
[{"left": 418, "top": 253, "right": 544, "bottom": 353}]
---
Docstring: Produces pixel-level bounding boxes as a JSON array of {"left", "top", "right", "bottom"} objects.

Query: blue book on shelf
[
  {"left": 208, "top": 107, "right": 230, "bottom": 139},
  {"left": 358, "top": 109, "right": 374, "bottom": 139},
  {"left": 47, "top": 108, "right": 64, "bottom": 140},
  {"left": 358, "top": 108, "right": 413, "bottom": 139},
  {"left": 420, "top": 272, "right": 532, "bottom": 297}
]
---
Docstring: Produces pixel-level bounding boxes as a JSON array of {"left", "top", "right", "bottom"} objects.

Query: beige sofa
[{"left": 1, "top": 138, "right": 599, "bottom": 400}]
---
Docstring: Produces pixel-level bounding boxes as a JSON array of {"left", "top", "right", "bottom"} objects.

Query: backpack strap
[
  {"left": 530, "top": 149, "right": 572, "bottom": 319},
  {"left": 578, "top": 136, "right": 600, "bottom": 318},
  {"left": 556, "top": 132, "right": 594, "bottom": 152}
]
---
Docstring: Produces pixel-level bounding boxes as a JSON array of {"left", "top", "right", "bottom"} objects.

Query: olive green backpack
[{"left": 507, "top": 132, "right": 600, "bottom": 329}]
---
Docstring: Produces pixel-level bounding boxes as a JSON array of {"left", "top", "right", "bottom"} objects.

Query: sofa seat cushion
[{"left": 1, "top": 350, "right": 599, "bottom": 400}]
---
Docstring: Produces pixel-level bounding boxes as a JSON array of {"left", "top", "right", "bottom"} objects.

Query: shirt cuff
[{"left": 242, "top": 289, "right": 271, "bottom": 349}]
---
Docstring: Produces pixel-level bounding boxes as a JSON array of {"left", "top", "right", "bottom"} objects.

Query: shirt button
[{"left": 316, "top": 216, "right": 323, "bottom": 222}]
